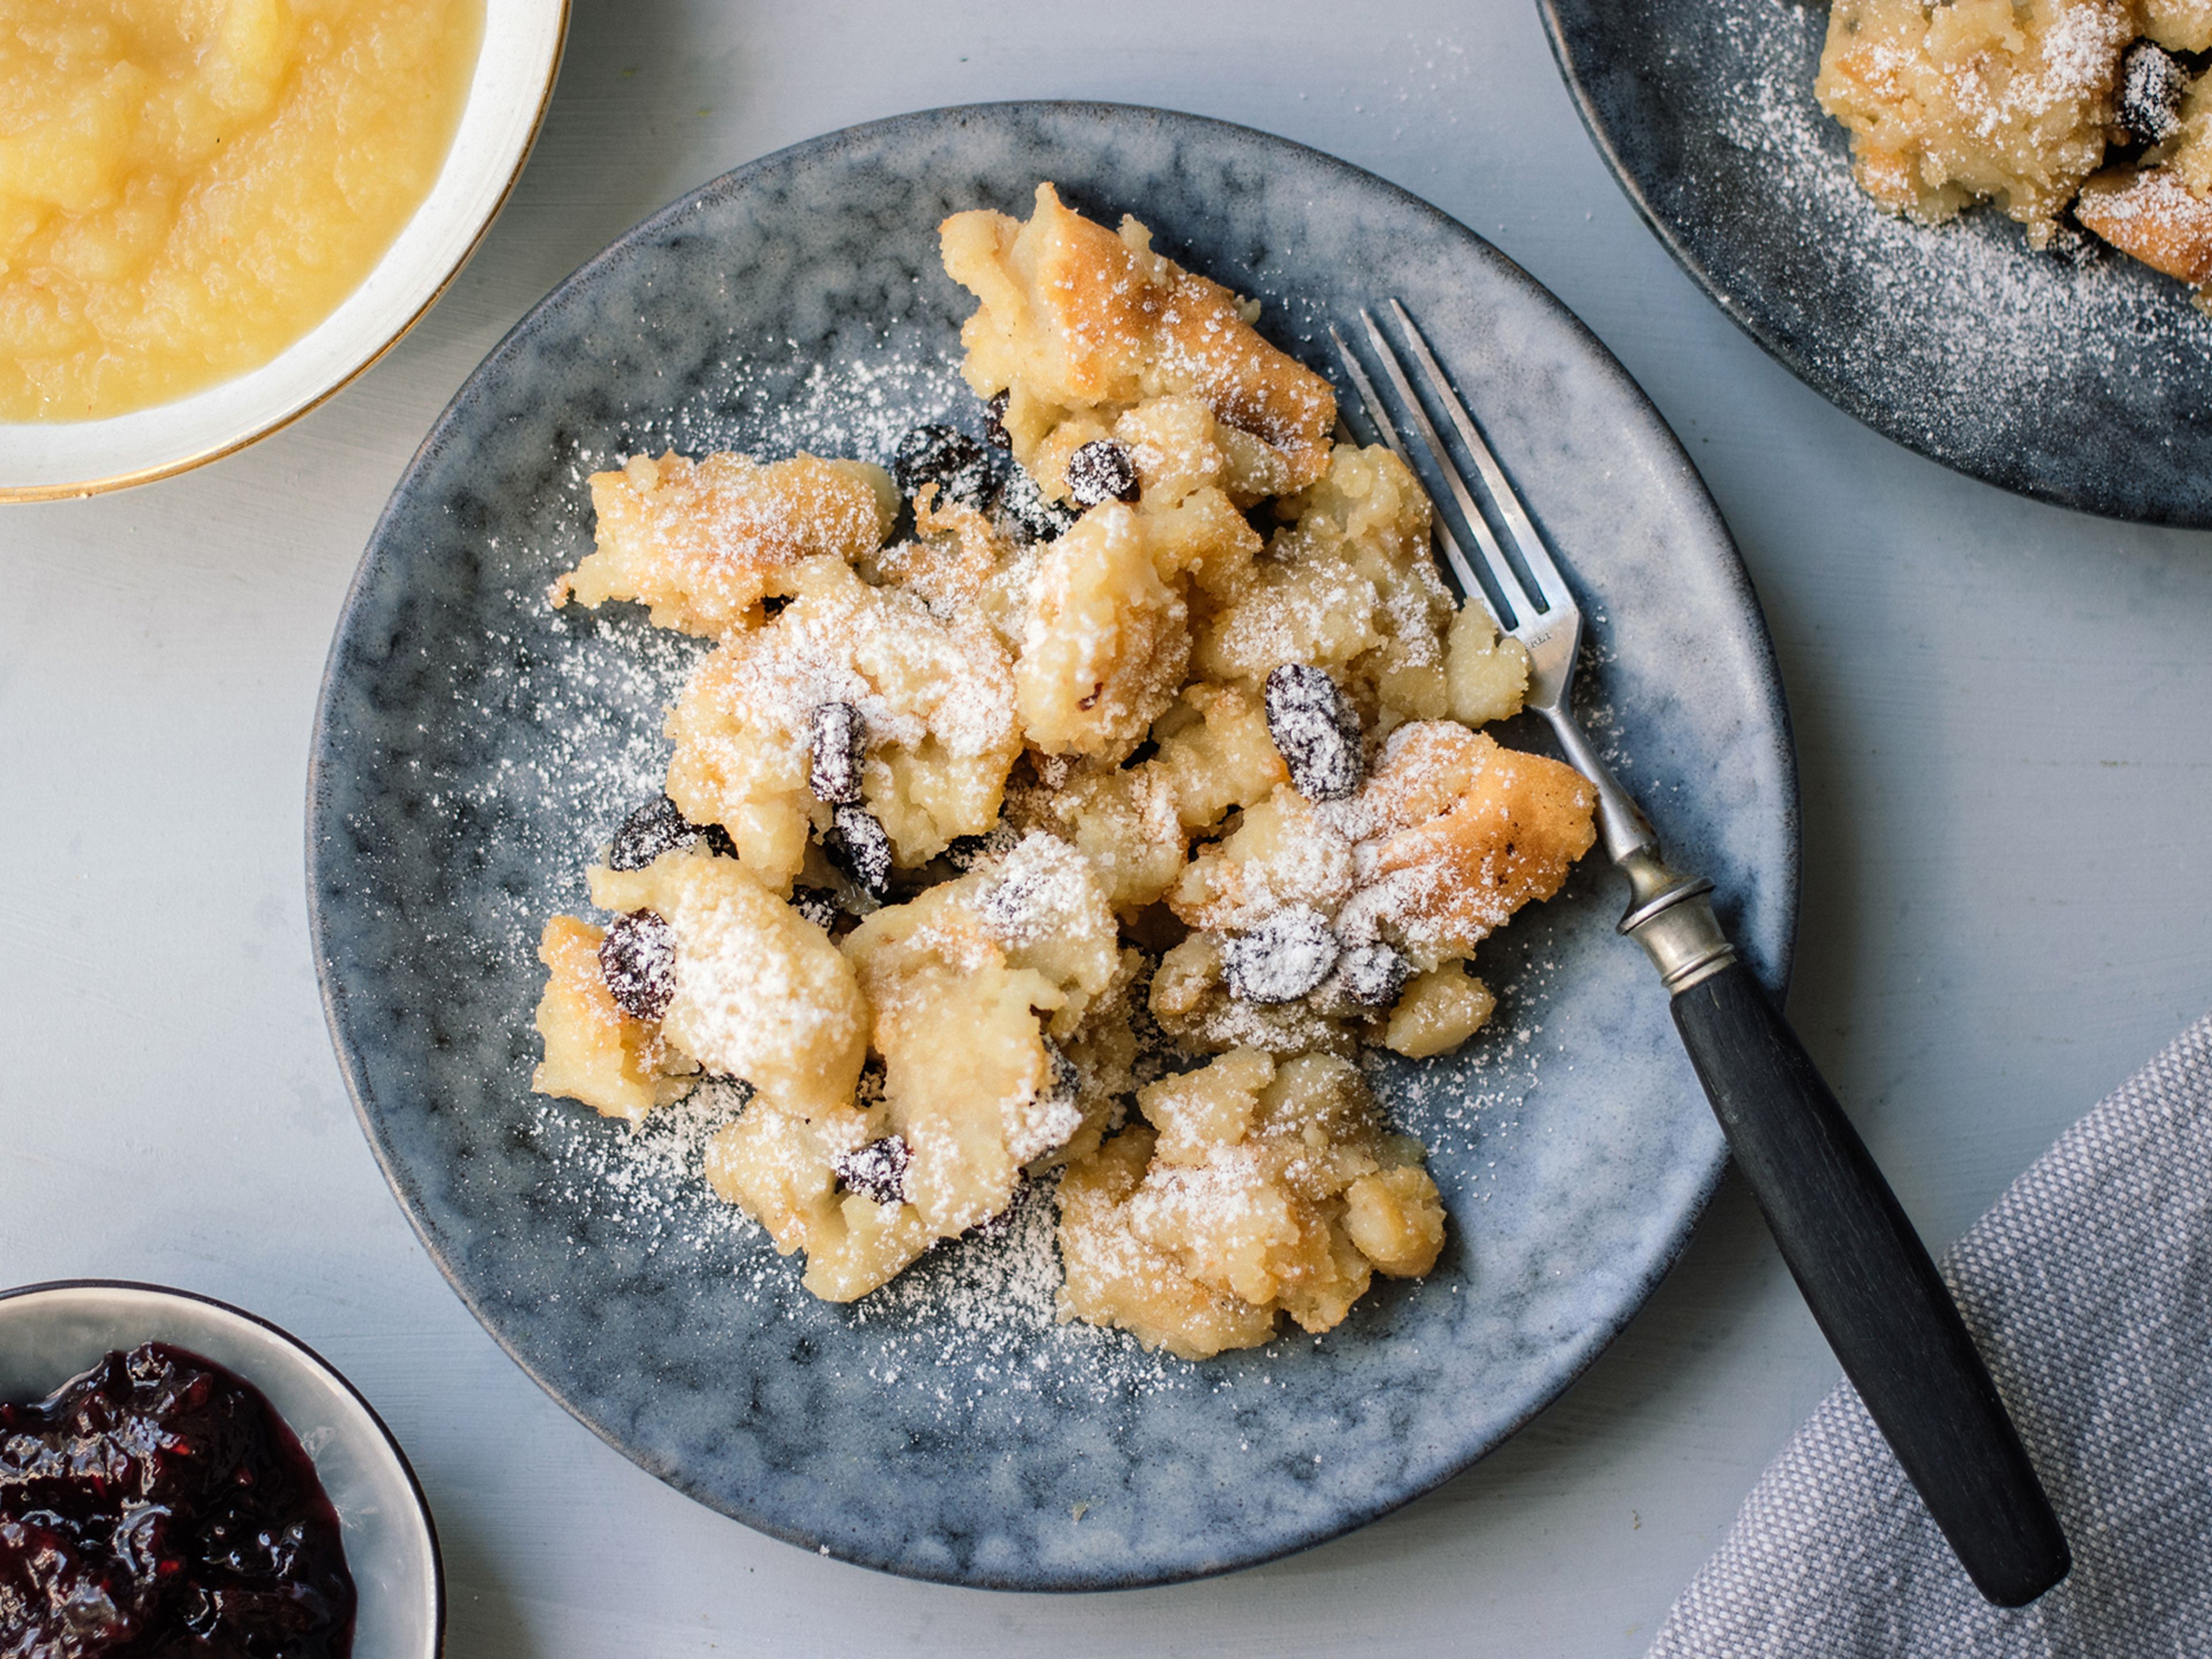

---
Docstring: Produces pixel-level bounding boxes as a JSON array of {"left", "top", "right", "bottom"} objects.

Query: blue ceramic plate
[
  {"left": 1541, "top": 0, "right": 2212, "bottom": 527},
  {"left": 307, "top": 101, "right": 1796, "bottom": 1590}
]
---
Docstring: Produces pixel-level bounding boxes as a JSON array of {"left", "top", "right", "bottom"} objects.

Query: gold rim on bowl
[{"left": 0, "top": 0, "right": 571, "bottom": 505}]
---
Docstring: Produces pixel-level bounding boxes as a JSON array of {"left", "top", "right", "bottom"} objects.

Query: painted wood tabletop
[{"left": 3, "top": 1, "right": 2208, "bottom": 1653}]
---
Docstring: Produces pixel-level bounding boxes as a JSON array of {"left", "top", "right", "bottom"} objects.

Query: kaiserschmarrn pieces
[
  {"left": 1011, "top": 502, "right": 1191, "bottom": 762},
  {"left": 842, "top": 834, "right": 1125, "bottom": 1237},
  {"left": 532, "top": 915, "right": 699, "bottom": 1125},
  {"left": 663, "top": 556, "right": 1021, "bottom": 890},
  {"left": 1815, "top": 0, "right": 2134, "bottom": 241},
  {"left": 941, "top": 184, "right": 1337, "bottom": 504},
  {"left": 527, "top": 185, "right": 1602, "bottom": 1347},
  {"left": 704, "top": 1089, "right": 935, "bottom": 1302},
  {"left": 1814, "top": 0, "right": 2212, "bottom": 304},
  {"left": 556, "top": 450, "right": 899, "bottom": 636},
  {"left": 1335, "top": 721, "right": 1600, "bottom": 961},
  {"left": 2074, "top": 62, "right": 2212, "bottom": 293},
  {"left": 1006, "top": 681, "right": 1287, "bottom": 914},
  {"left": 2074, "top": 164, "right": 2212, "bottom": 283},
  {"left": 1056, "top": 1049, "right": 1446, "bottom": 1359},
  {"left": 589, "top": 849, "right": 868, "bottom": 1119},
  {"left": 1151, "top": 721, "right": 1596, "bottom": 1058},
  {"left": 1196, "top": 444, "right": 1502, "bottom": 730}
]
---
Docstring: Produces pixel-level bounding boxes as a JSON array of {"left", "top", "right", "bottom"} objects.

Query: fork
[{"left": 1332, "top": 301, "right": 2070, "bottom": 1609}]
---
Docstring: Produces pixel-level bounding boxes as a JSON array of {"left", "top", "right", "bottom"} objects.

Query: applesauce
[{"left": 0, "top": 0, "right": 484, "bottom": 423}]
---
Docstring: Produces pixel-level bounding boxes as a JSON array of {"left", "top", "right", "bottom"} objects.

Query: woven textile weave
[{"left": 1650, "top": 1014, "right": 2212, "bottom": 1657}]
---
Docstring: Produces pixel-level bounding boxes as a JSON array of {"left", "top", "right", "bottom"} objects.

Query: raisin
[
  {"left": 808, "top": 701, "right": 866, "bottom": 804},
  {"left": 825, "top": 802, "right": 893, "bottom": 898},
  {"left": 1264, "top": 664, "right": 1363, "bottom": 802},
  {"left": 789, "top": 887, "right": 842, "bottom": 931},
  {"left": 599, "top": 910, "right": 676, "bottom": 1021},
  {"left": 834, "top": 1136, "right": 911, "bottom": 1206},
  {"left": 2120, "top": 40, "right": 2188, "bottom": 147},
  {"left": 607, "top": 793, "right": 736, "bottom": 870},
  {"left": 1222, "top": 906, "right": 1340, "bottom": 1004},
  {"left": 1338, "top": 942, "right": 1412, "bottom": 1007},
  {"left": 607, "top": 793, "right": 690, "bottom": 869},
  {"left": 1065, "top": 438, "right": 1139, "bottom": 507},
  {"left": 892, "top": 424, "right": 997, "bottom": 510},
  {"left": 943, "top": 832, "right": 995, "bottom": 872},
  {"left": 991, "top": 467, "right": 1076, "bottom": 543},
  {"left": 983, "top": 389, "right": 1013, "bottom": 450}
]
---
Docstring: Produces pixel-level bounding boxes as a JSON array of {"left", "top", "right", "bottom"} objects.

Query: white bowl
[
  {"left": 0, "top": 1280, "right": 443, "bottom": 1657},
  {"left": 0, "top": 0, "right": 568, "bottom": 502}
]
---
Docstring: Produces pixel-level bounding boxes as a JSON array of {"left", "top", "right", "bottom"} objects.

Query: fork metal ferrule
[{"left": 1616, "top": 847, "right": 1736, "bottom": 994}]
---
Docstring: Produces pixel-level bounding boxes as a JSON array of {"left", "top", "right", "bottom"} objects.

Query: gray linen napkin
[{"left": 1649, "top": 1013, "right": 2212, "bottom": 1658}]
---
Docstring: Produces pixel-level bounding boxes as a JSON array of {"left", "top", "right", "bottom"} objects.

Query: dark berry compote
[{"left": 0, "top": 1342, "right": 356, "bottom": 1657}]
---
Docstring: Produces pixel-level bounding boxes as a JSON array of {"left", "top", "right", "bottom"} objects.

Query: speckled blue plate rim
[
  {"left": 1533, "top": 0, "right": 2212, "bottom": 528},
  {"left": 1531, "top": 0, "right": 2015, "bottom": 514},
  {"left": 0, "top": 1279, "right": 448, "bottom": 1648},
  {"left": 306, "top": 99, "right": 1799, "bottom": 1591},
  {"left": 1533, "top": 2, "right": 1821, "bottom": 431}
]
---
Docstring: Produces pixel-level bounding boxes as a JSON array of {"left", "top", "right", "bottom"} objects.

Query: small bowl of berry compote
[{"left": 0, "top": 1279, "right": 441, "bottom": 1657}]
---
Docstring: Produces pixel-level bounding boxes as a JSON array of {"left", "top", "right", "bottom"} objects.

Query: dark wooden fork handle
[{"left": 1671, "top": 960, "right": 2071, "bottom": 1608}]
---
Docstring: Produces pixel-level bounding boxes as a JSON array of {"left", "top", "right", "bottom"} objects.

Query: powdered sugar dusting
[
  {"left": 463, "top": 349, "right": 1223, "bottom": 1399},
  {"left": 527, "top": 1081, "right": 761, "bottom": 1255},
  {"left": 1690, "top": 0, "right": 2211, "bottom": 454},
  {"left": 686, "top": 567, "right": 1014, "bottom": 761},
  {"left": 976, "top": 831, "right": 1102, "bottom": 950},
  {"left": 467, "top": 336, "right": 1579, "bottom": 1407},
  {"left": 1366, "top": 934, "right": 1565, "bottom": 1205},
  {"left": 661, "top": 881, "right": 854, "bottom": 1090}
]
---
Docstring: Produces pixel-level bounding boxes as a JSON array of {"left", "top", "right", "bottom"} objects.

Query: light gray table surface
[{"left": 5, "top": 2, "right": 2209, "bottom": 1653}]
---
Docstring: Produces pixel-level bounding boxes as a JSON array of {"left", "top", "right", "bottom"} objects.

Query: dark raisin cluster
[
  {"left": 892, "top": 424, "right": 998, "bottom": 510},
  {"left": 896, "top": 418, "right": 1082, "bottom": 544},
  {"left": 807, "top": 700, "right": 866, "bottom": 804},
  {"left": 599, "top": 908, "right": 677, "bottom": 1020},
  {"left": 1263, "top": 664, "right": 1364, "bottom": 802},
  {"left": 991, "top": 467, "right": 1077, "bottom": 543},
  {"left": 788, "top": 887, "right": 843, "bottom": 931},
  {"left": 2120, "top": 40, "right": 2189, "bottom": 146},
  {"left": 834, "top": 1135, "right": 912, "bottom": 1205},
  {"left": 1337, "top": 941, "right": 1412, "bottom": 1007},
  {"left": 825, "top": 802, "right": 894, "bottom": 899},
  {"left": 607, "top": 792, "right": 737, "bottom": 871},
  {"left": 1065, "top": 438, "right": 1140, "bottom": 507},
  {"left": 1222, "top": 906, "right": 1341, "bottom": 1004},
  {"left": 942, "top": 832, "right": 996, "bottom": 872}
]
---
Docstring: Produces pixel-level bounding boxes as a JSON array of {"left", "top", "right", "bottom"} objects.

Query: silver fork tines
[
  {"left": 1331, "top": 300, "right": 1728, "bottom": 984},
  {"left": 1326, "top": 322, "right": 1498, "bottom": 621},
  {"left": 1383, "top": 300, "right": 1573, "bottom": 626}
]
